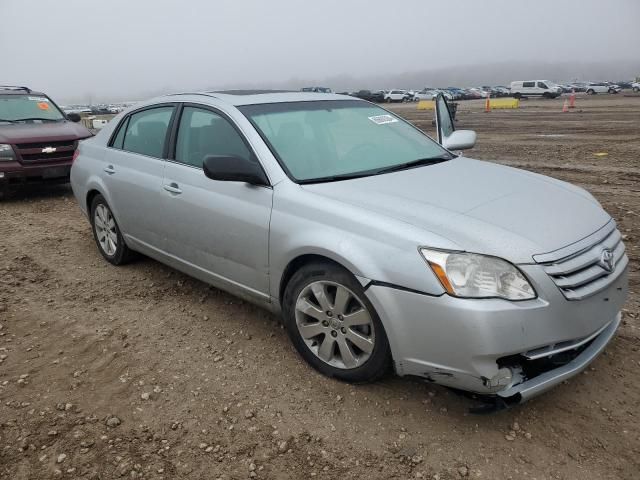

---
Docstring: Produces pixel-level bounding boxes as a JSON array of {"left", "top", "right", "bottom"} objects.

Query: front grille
[
  {"left": 540, "top": 224, "right": 628, "bottom": 300},
  {"left": 15, "top": 140, "right": 76, "bottom": 164}
]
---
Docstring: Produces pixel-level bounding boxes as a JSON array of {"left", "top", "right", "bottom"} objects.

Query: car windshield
[
  {"left": 239, "top": 100, "right": 451, "bottom": 183},
  {"left": 0, "top": 94, "right": 65, "bottom": 122}
]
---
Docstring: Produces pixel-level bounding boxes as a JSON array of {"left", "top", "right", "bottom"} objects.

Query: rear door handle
[
  {"left": 103, "top": 165, "right": 115, "bottom": 175},
  {"left": 163, "top": 182, "right": 182, "bottom": 195}
]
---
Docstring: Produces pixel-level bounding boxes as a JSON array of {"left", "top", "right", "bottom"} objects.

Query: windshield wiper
[
  {"left": 14, "top": 117, "right": 60, "bottom": 122},
  {"left": 299, "top": 171, "right": 377, "bottom": 184},
  {"left": 374, "top": 154, "right": 453, "bottom": 174}
]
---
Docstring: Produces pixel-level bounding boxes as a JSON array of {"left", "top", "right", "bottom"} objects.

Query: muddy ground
[{"left": 0, "top": 94, "right": 638, "bottom": 479}]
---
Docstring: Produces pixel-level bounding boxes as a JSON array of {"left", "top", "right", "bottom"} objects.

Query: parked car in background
[
  {"left": 0, "top": 85, "right": 92, "bottom": 199},
  {"left": 510, "top": 80, "right": 562, "bottom": 99},
  {"left": 632, "top": 82, "right": 640, "bottom": 92},
  {"left": 585, "top": 83, "right": 620, "bottom": 94},
  {"left": 414, "top": 89, "right": 438, "bottom": 100},
  {"left": 301, "top": 87, "right": 333, "bottom": 93},
  {"left": 568, "top": 83, "right": 587, "bottom": 92},
  {"left": 613, "top": 81, "right": 633, "bottom": 89},
  {"left": 352, "top": 90, "right": 385, "bottom": 103},
  {"left": 494, "top": 86, "right": 511, "bottom": 97},
  {"left": 383, "top": 90, "right": 408, "bottom": 102},
  {"left": 461, "top": 88, "right": 484, "bottom": 100},
  {"left": 467, "top": 87, "right": 488, "bottom": 98},
  {"left": 70, "top": 90, "right": 627, "bottom": 404}
]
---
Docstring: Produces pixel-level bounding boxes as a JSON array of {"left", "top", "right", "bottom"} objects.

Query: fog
[{"left": 1, "top": 0, "right": 639, "bottom": 102}]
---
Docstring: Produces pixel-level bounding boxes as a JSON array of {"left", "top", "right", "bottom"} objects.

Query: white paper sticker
[
  {"left": 368, "top": 114, "right": 398, "bottom": 125},
  {"left": 28, "top": 96, "right": 49, "bottom": 102}
]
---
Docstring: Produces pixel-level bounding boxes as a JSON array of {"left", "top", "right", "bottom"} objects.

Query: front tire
[
  {"left": 282, "top": 262, "right": 391, "bottom": 383},
  {"left": 587, "top": 89, "right": 595, "bottom": 95},
  {"left": 90, "top": 194, "right": 135, "bottom": 265}
]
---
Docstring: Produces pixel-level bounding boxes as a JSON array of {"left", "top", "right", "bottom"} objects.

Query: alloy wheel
[
  {"left": 94, "top": 204, "right": 118, "bottom": 256},
  {"left": 294, "top": 281, "right": 375, "bottom": 369}
]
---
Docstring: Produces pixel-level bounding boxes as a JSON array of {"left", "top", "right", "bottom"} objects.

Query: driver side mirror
[
  {"left": 66, "top": 112, "right": 81, "bottom": 123},
  {"left": 203, "top": 155, "right": 269, "bottom": 186}
]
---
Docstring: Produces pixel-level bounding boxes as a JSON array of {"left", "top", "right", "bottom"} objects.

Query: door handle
[
  {"left": 163, "top": 182, "right": 182, "bottom": 195},
  {"left": 103, "top": 165, "right": 115, "bottom": 175}
]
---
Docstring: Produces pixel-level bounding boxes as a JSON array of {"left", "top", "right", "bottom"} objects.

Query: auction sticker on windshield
[
  {"left": 28, "top": 96, "right": 49, "bottom": 102},
  {"left": 368, "top": 114, "right": 398, "bottom": 125}
]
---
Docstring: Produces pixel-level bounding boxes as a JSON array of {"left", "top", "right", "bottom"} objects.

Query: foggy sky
[{"left": 2, "top": 0, "right": 639, "bottom": 102}]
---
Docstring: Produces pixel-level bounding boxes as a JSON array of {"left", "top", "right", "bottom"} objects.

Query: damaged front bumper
[
  {"left": 495, "top": 313, "right": 620, "bottom": 402},
  {"left": 364, "top": 264, "right": 627, "bottom": 403}
]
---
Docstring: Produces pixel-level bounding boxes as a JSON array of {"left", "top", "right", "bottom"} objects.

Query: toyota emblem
[{"left": 599, "top": 249, "right": 615, "bottom": 273}]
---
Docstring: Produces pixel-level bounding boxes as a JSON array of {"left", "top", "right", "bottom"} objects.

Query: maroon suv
[{"left": 0, "top": 85, "right": 92, "bottom": 198}]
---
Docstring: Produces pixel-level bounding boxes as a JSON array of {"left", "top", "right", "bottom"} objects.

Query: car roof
[
  {"left": 161, "top": 90, "right": 354, "bottom": 107},
  {"left": 0, "top": 88, "right": 47, "bottom": 96}
]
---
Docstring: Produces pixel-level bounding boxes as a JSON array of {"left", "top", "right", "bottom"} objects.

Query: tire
[
  {"left": 513, "top": 92, "right": 522, "bottom": 99},
  {"left": 385, "top": 98, "right": 391, "bottom": 103},
  {"left": 587, "top": 89, "right": 595, "bottom": 95},
  {"left": 542, "top": 92, "right": 551, "bottom": 99},
  {"left": 634, "top": 87, "right": 639, "bottom": 92},
  {"left": 90, "top": 194, "right": 135, "bottom": 265},
  {"left": 282, "top": 262, "right": 391, "bottom": 383}
]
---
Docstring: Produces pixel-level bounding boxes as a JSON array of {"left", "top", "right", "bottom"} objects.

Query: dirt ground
[{"left": 0, "top": 94, "right": 638, "bottom": 480}]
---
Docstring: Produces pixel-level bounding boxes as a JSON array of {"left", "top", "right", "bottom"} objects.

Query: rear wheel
[
  {"left": 587, "top": 89, "right": 595, "bottom": 95},
  {"left": 513, "top": 92, "right": 522, "bottom": 99},
  {"left": 90, "top": 194, "right": 135, "bottom": 265},
  {"left": 283, "top": 262, "right": 391, "bottom": 383}
]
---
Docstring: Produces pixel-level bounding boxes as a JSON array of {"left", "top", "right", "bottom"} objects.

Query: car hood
[
  {"left": 0, "top": 121, "right": 92, "bottom": 144},
  {"left": 301, "top": 157, "right": 611, "bottom": 263}
]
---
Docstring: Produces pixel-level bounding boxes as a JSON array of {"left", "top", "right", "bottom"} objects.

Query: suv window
[
  {"left": 522, "top": 81, "right": 535, "bottom": 88},
  {"left": 175, "top": 106, "right": 252, "bottom": 168},
  {"left": 537, "top": 82, "right": 548, "bottom": 89},
  {"left": 121, "top": 106, "right": 174, "bottom": 158}
]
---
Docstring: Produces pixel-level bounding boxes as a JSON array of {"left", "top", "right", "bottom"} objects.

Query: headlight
[
  {"left": 0, "top": 144, "right": 16, "bottom": 162},
  {"left": 420, "top": 248, "right": 536, "bottom": 300}
]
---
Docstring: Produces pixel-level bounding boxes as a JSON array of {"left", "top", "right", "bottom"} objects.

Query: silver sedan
[{"left": 71, "top": 91, "right": 628, "bottom": 404}]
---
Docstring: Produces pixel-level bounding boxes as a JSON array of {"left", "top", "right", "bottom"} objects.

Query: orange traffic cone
[
  {"left": 562, "top": 99, "right": 569, "bottom": 112},
  {"left": 569, "top": 90, "right": 576, "bottom": 108},
  {"left": 484, "top": 93, "right": 491, "bottom": 113}
]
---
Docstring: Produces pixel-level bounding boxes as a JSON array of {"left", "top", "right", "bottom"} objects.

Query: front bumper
[
  {"left": 364, "top": 263, "right": 627, "bottom": 402},
  {"left": 0, "top": 160, "right": 71, "bottom": 189}
]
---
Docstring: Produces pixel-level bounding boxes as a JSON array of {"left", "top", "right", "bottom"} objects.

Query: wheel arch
[{"left": 278, "top": 253, "right": 367, "bottom": 307}]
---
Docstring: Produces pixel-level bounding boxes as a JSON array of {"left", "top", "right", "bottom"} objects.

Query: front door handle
[
  {"left": 103, "top": 165, "right": 115, "bottom": 175},
  {"left": 163, "top": 182, "right": 182, "bottom": 195}
]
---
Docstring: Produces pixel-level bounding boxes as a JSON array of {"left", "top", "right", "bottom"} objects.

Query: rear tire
[
  {"left": 513, "top": 92, "right": 522, "bottom": 99},
  {"left": 587, "top": 89, "right": 595, "bottom": 95},
  {"left": 90, "top": 194, "right": 135, "bottom": 265},
  {"left": 282, "top": 262, "right": 391, "bottom": 383}
]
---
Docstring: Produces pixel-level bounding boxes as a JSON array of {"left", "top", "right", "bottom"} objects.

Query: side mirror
[
  {"left": 66, "top": 112, "right": 81, "bottom": 123},
  {"left": 442, "top": 130, "right": 477, "bottom": 150},
  {"left": 203, "top": 155, "right": 269, "bottom": 186}
]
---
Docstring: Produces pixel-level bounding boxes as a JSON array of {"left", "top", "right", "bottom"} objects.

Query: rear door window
[
  {"left": 523, "top": 81, "right": 535, "bottom": 88},
  {"left": 121, "top": 106, "right": 175, "bottom": 158}
]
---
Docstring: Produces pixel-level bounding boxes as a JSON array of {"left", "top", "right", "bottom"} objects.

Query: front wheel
[
  {"left": 634, "top": 87, "right": 639, "bottom": 92},
  {"left": 283, "top": 262, "right": 391, "bottom": 383},
  {"left": 587, "top": 89, "right": 595, "bottom": 95},
  {"left": 90, "top": 194, "right": 135, "bottom": 265}
]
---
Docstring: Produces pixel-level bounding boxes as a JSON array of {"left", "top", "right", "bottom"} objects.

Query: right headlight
[
  {"left": 420, "top": 248, "right": 536, "bottom": 301},
  {"left": 0, "top": 144, "right": 16, "bottom": 162}
]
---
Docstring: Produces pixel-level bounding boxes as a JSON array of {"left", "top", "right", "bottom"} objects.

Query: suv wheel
[
  {"left": 90, "top": 194, "right": 135, "bottom": 265},
  {"left": 283, "top": 262, "right": 391, "bottom": 383},
  {"left": 587, "top": 89, "right": 595, "bottom": 95}
]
